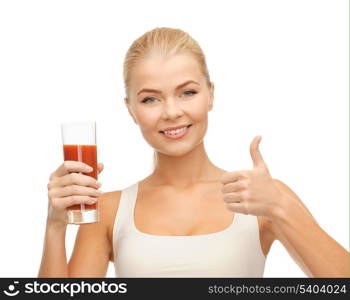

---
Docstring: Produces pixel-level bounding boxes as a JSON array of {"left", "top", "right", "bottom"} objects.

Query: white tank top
[{"left": 112, "top": 182, "right": 266, "bottom": 277}]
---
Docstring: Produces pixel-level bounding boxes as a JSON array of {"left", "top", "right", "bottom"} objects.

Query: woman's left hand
[{"left": 220, "top": 136, "right": 286, "bottom": 220}]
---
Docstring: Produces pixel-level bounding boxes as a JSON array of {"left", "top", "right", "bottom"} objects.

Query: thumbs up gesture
[{"left": 220, "top": 136, "right": 284, "bottom": 219}]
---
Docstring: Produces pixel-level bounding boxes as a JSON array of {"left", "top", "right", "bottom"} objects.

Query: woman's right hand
[{"left": 46, "top": 161, "right": 103, "bottom": 226}]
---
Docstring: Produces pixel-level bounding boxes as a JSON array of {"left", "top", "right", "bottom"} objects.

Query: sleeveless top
[{"left": 112, "top": 182, "right": 266, "bottom": 277}]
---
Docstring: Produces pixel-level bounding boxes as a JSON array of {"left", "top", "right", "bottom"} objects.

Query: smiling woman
[{"left": 39, "top": 27, "right": 349, "bottom": 278}]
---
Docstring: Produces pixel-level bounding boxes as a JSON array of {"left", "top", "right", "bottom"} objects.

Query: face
[{"left": 126, "top": 52, "right": 214, "bottom": 157}]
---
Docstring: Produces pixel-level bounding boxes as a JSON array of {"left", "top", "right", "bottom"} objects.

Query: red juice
[{"left": 63, "top": 144, "right": 98, "bottom": 210}]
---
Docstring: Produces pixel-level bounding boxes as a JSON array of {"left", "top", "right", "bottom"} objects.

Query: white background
[{"left": 0, "top": 0, "right": 348, "bottom": 277}]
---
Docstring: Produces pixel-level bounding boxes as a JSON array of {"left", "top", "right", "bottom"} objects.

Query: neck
[{"left": 151, "top": 142, "right": 224, "bottom": 188}]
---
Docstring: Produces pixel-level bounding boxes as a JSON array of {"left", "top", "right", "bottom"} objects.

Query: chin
[
  {"left": 162, "top": 148, "right": 192, "bottom": 157},
  {"left": 155, "top": 139, "right": 204, "bottom": 157}
]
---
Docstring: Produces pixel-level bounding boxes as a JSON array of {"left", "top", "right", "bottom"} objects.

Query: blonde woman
[{"left": 39, "top": 27, "right": 349, "bottom": 278}]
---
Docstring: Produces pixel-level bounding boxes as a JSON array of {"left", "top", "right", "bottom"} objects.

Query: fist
[
  {"left": 46, "top": 162, "right": 105, "bottom": 225},
  {"left": 220, "top": 136, "right": 284, "bottom": 219}
]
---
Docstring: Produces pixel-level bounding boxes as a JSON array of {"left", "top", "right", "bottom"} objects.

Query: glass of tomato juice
[{"left": 61, "top": 121, "right": 99, "bottom": 224}]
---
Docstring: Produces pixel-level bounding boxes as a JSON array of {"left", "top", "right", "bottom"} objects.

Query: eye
[
  {"left": 182, "top": 90, "right": 198, "bottom": 97},
  {"left": 141, "top": 97, "right": 158, "bottom": 103}
]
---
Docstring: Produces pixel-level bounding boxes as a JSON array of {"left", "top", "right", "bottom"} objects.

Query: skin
[{"left": 38, "top": 52, "right": 349, "bottom": 278}]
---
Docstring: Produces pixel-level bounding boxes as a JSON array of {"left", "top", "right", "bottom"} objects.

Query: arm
[
  {"left": 38, "top": 161, "right": 121, "bottom": 277},
  {"left": 38, "top": 191, "right": 118, "bottom": 277},
  {"left": 38, "top": 221, "right": 69, "bottom": 277},
  {"left": 221, "top": 136, "right": 349, "bottom": 277},
  {"left": 68, "top": 191, "right": 120, "bottom": 277},
  {"left": 271, "top": 179, "right": 350, "bottom": 278}
]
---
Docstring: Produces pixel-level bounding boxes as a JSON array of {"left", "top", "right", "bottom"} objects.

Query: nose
[{"left": 161, "top": 98, "right": 184, "bottom": 120}]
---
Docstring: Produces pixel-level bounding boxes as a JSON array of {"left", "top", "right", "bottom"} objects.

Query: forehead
[{"left": 129, "top": 53, "right": 204, "bottom": 91}]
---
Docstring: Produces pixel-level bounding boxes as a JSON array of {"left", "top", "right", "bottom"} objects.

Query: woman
[{"left": 38, "top": 27, "right": 349, "bottom": 277}]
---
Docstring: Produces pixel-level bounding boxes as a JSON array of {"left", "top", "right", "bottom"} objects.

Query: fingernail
[
  {"left": 86, "top": 165, "right": 93, "bottom": 170},
  {"left": 96, "top": 190, "right": 103, "bottom": 194},
  {"left": 96, "top": 181, "right": 102, "bottom": 188},
  {"left": 89, "top": 198, "right": 97, "bottom": 203}
]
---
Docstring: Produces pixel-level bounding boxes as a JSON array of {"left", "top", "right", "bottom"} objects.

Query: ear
[
  {"left": 124, "top": 97, "right": 138, "bottom": 125},
  {"left": 208, "top": 82, "right": 214, "bottom": 111}
]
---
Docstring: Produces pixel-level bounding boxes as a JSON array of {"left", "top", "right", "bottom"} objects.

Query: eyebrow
[{"left": 137, "top": 80, "right": 199, "bottom": 96}]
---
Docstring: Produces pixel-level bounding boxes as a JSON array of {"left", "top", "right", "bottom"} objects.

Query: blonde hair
[{"left": 123, "top": 27, "right": 211, "bottom": 98}]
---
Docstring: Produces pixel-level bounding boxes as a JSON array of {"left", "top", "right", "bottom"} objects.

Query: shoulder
[
  {"left": 258, "top": 179, "right": 298, "bottom": 241},
  {"left": 99, "top": 190, "right": 122, "bottom": 215},
  {"left": 262, "top": 179, "right": 295, "bottom": 236},
  {"left": 270, "top": 178, "right": 317, "bottom": 236},
  {"left": 98, "top": 190, "right": 123, "bottom": 245},
  {"left": 76, "top": 190, "right": 122, "bottom": 242}
]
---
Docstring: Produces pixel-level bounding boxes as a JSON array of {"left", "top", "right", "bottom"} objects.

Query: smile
[{"left": 159, "top": 124, "right": 192, "bottom": 139}]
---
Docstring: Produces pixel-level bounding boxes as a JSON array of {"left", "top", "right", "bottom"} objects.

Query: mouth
[{"left": 159, "top": 124, "right": 192, "bottom": 139}]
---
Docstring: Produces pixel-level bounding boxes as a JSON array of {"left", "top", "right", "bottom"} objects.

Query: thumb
[{"left": 250, "top": 136, "right": 267, "bottom": 169}]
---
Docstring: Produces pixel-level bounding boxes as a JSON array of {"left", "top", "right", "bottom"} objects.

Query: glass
[{"left": 61, "top": 121, "right": 99, "bottom": 224}]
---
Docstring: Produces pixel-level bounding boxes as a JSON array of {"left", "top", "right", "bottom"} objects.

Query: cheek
[
  {"left": 134, "top": 108, "right": 159, "bottom": 130},
  {"left": 186, "top": 97, "right": 210, "bottom": 123}
]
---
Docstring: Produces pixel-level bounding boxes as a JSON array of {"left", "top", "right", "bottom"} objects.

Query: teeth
[{"left": 164, "top": 126, "right": 187, "bottom": 135}]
